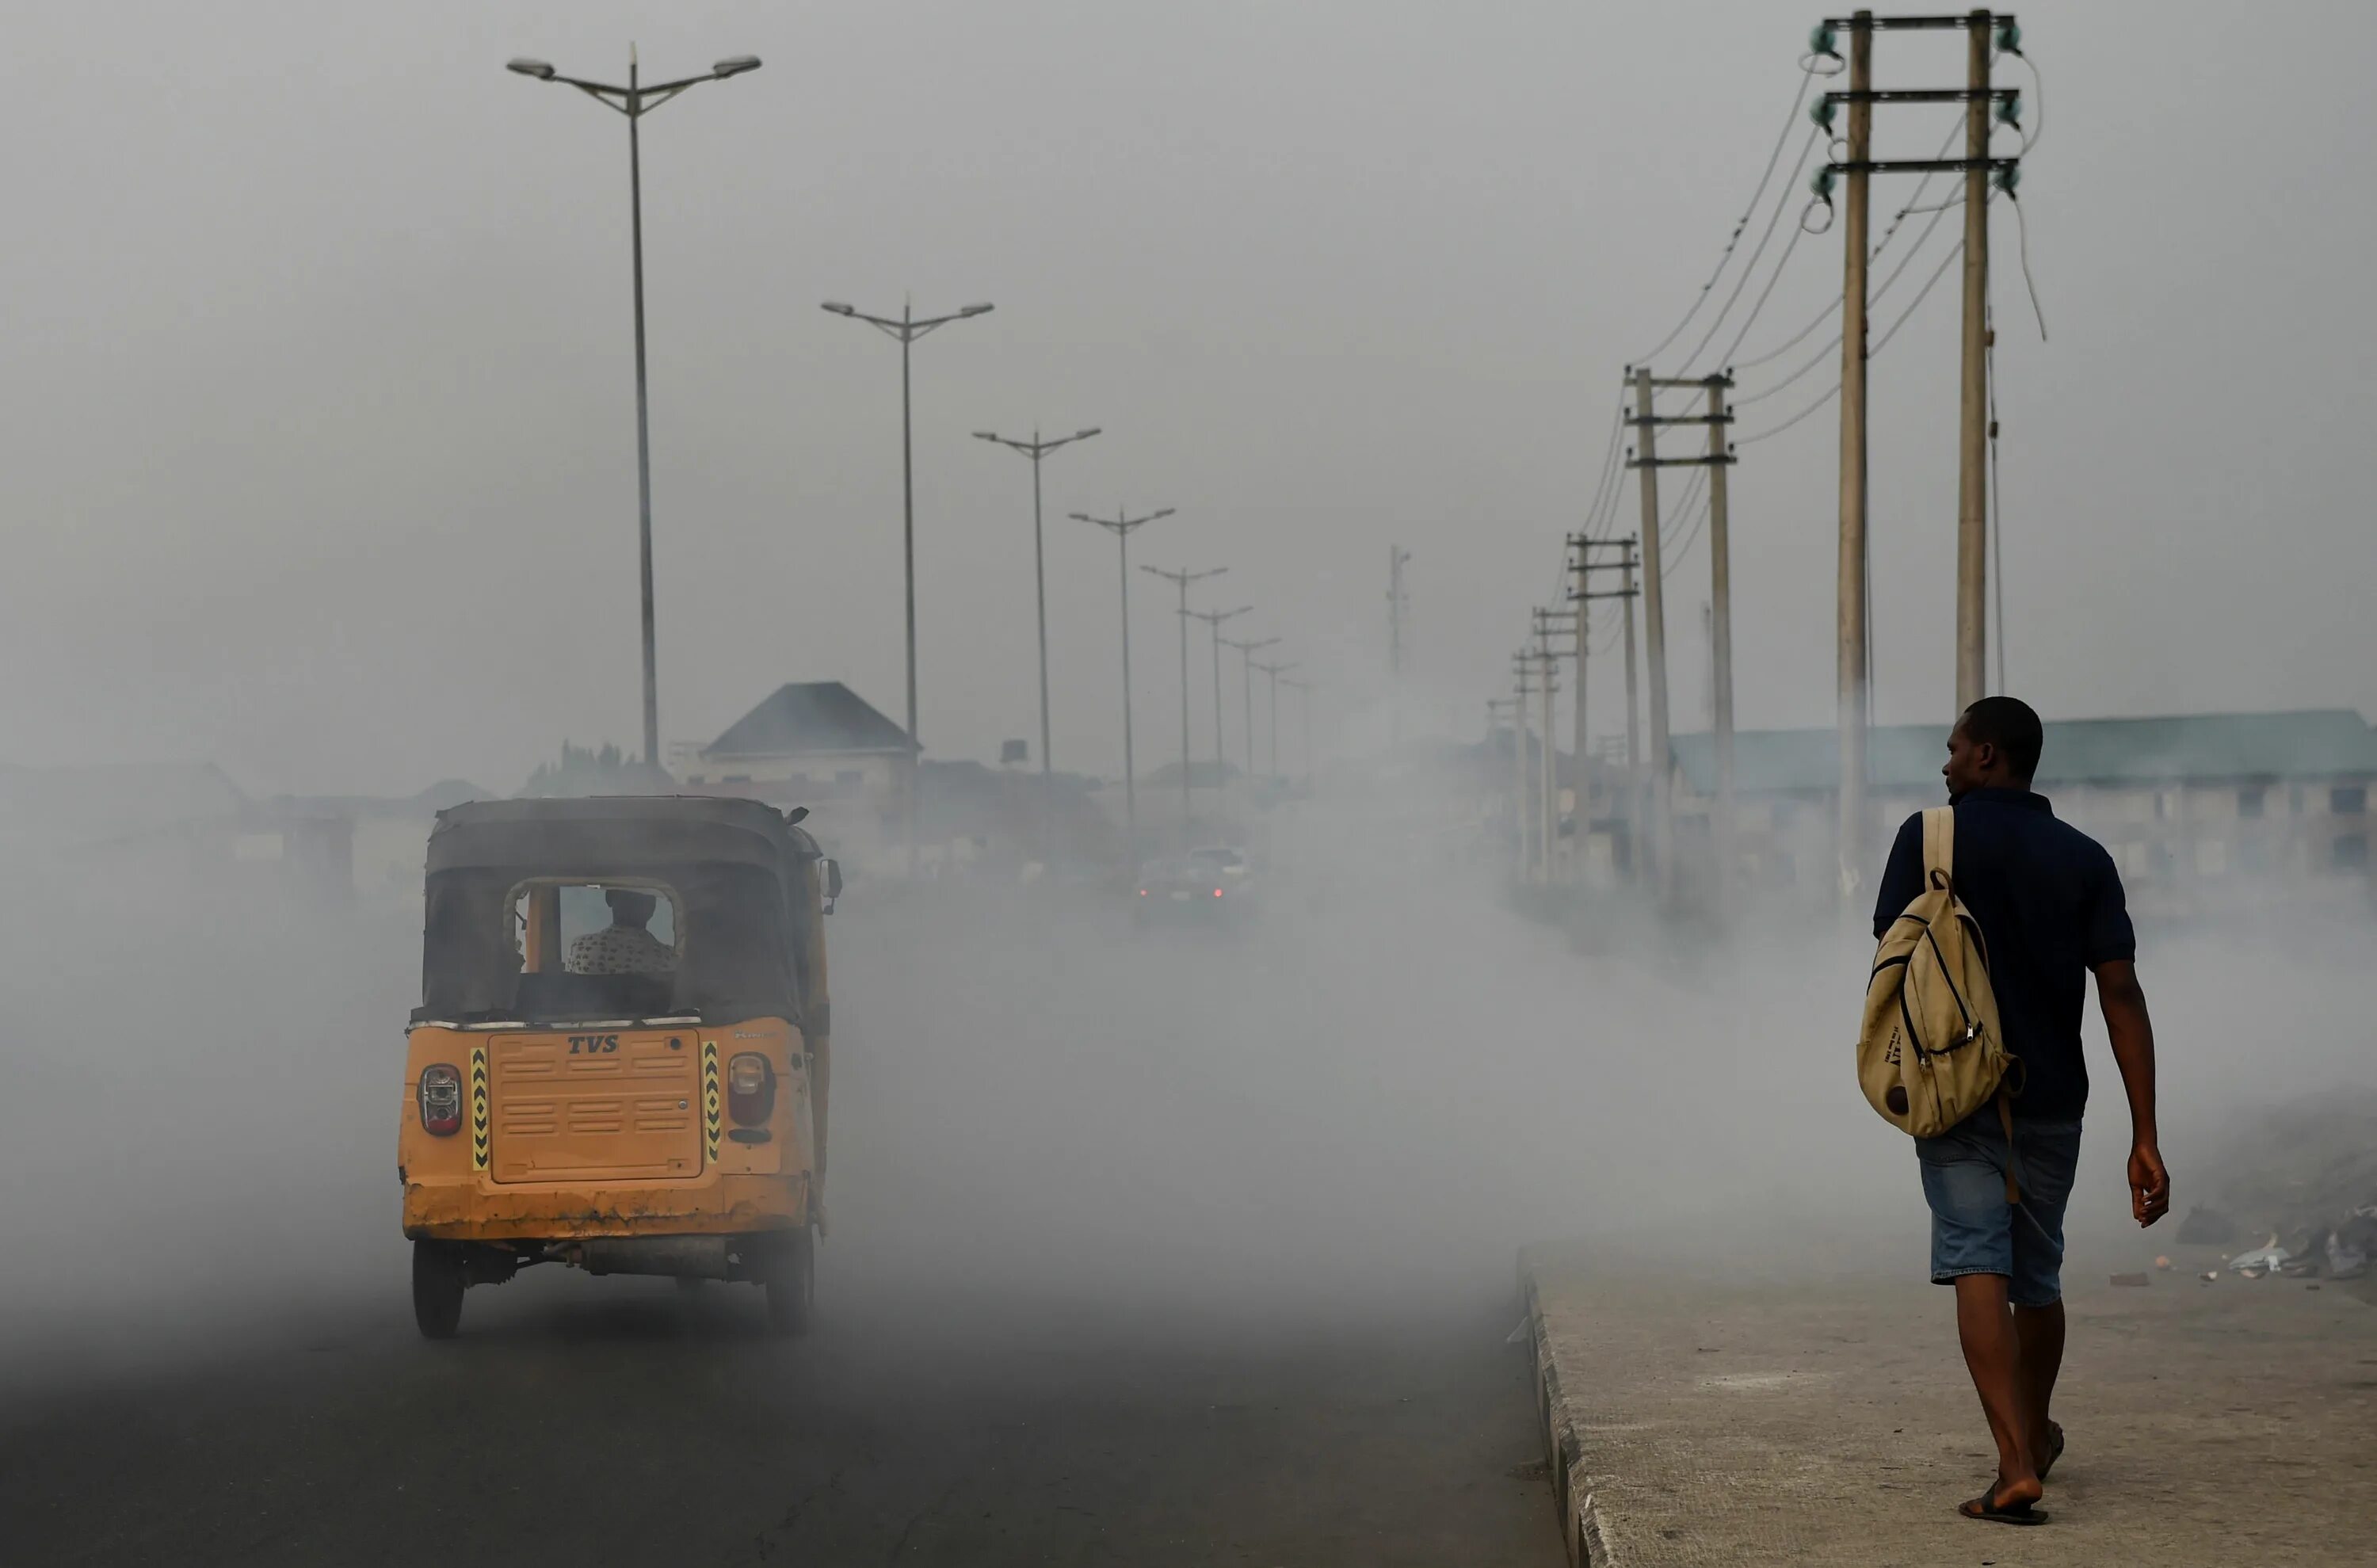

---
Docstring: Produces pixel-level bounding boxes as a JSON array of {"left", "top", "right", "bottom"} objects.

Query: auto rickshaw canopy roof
[
  {"left": 417, "top": 796, "right": 820, "bottom": 1027},
  {"left": 425, "top": 795, "right": 816, "bottom": 876}
]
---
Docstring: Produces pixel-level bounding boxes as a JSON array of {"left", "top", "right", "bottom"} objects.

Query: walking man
[{"left": 1874, "top": 696, "right": 2170, "bottom": 1524}]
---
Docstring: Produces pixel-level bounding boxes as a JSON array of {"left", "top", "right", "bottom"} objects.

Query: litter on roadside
[{"left": 2225, "top": 1238, "right": 2292, "bottom": 1273}]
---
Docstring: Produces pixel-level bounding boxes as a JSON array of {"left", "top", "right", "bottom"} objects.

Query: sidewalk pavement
[{"left": 1520, "top": 1238, "right": 2377, "bottom": 1566}]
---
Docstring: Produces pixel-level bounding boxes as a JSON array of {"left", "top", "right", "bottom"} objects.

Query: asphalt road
[
  {"left": 2, "top": 1274, "right": 1554, "bottom": 1566},
  {"left": 0, "top": 878, "right": 1563, "bottom": 1566}
]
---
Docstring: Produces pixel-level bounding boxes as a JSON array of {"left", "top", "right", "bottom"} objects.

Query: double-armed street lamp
[
  {"left": 1185, "top": 605, "right": 1252, "bottom": 795},
  {"left": 822, "top": 299, "right": 994, "bottom": 874},
  {"left": 1141, "top": 566, "right": 1227, "bottom": 831},
  {"left": 1071, "top": 506, "right": 1175, "bottom": 859},
  {"left": 973, "top": 427, "right": 1101, "bottom": 805},
  {"left": 1220, "top": 634, "right": 1280, "bottom": 790},
  {"left": 506, "top": 48, "right": 763, "bottom": 769},
  {"left": 1279, "top": 676, "right": 1313, "bottom": 786},
  {"left": 1252, "top": 658, "right": 1298, "bottom": 780}
]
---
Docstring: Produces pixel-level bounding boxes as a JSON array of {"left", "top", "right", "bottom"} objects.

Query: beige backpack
[{"left": 1860, "top": 807, "right": 2020, "bottom": 1173}]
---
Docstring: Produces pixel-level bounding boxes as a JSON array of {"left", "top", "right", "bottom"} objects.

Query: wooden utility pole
[
  {"left": 1627, "top": 370, "right": 1734, "bottom": 906},
  {"left": 1704, "top": 375, "right": 1738, "bottom": 914},
  {"left": 1837, "top": 13, "right": 1875, "bottom": 906},
  {"left": 1957, "top": 10, "right": 1993, "bottom": 707},
  {"left": 1573, "top": 536, "right": 1639, "bottom": 881},
  {"left": 1626, "top": 368, "right": 1673, "bottom": 900},
  {"left": 1533, "top": 612, "right": 1570, "bottom": 883},
  {"left": 1566, "top": 543, "right": 1593, "bottom": 826},
  {"left": 1510, "top": 654, "right": 1539, "bottom": 881},
  {"left": 1816, "top": 10, "right": 2025, "bottom": 891},
  {"left": 1620, "top": 541, "right": 1643, "bottom": 877},
  {"left": 1387, "top": 546, "right": 1413, "bottom": 747},
  {"left": 1489, "top": 697, "right": 1523, "bottom": 879}
]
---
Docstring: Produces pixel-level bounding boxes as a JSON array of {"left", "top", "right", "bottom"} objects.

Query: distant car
[
  {"left": 1133, "top": 855, "right": 1253, "bottom": 921},
  {"left": 1186, "top": 845, "right": 1253, "bottom": 884}
]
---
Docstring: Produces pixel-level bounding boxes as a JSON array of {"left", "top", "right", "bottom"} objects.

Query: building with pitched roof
[{"left": 675, "top": 682, "right": 917, "bottom": 803}]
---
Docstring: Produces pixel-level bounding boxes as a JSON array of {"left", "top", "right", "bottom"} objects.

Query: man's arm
[
  {"left": 1871, "top": 814, "right": 1925, "bottom": 940},
  {"left": 2094, "top": 958, "right": 2169, "bottom": 1227}
]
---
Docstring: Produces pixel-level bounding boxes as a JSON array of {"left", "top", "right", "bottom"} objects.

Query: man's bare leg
[
  {"left": 1952, "top": 1274, "right": 2042, "bottom": 1509},
  {"left": 2013, "top": 1300, "right": 2066, "bottom": 1475}
]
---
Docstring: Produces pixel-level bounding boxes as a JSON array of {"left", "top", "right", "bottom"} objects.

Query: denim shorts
[{"left": 1916, "top": 1111, "right": 2083, "bottom": 1308}]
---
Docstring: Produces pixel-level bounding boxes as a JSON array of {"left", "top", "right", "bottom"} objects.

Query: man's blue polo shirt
[{"left": 1873, "top": 788, "right": 2136, "bottom": 1124}]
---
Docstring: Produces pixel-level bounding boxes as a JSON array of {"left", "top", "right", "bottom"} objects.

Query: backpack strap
[
  {"left": 1921, "top": 805, "right": 1955, "bottom": 892},
  {"left": 1994, "top": 1090, "right": 2024, "bottom": 1205}
]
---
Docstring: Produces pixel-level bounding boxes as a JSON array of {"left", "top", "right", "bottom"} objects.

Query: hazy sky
[{"left": 6, "top": 1, "right": 2372, "bottom": 796}]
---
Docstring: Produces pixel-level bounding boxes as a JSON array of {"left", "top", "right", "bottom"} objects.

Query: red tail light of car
[
  {"left": 727, "top": 1052, "right": 776, "bottom": 1125},
  {"left": 418, "top": 1064, "right": 462, "bottom": 1136}
]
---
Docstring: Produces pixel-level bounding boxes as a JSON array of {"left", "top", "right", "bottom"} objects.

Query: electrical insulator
[
  {"left": 1810, "top": 97, "right": 1838, "bottom": 133},
  {"left": 1808, "top": 24, "right": 1839, "bottom": 60},
  {"left": 1993, "top": 165, "right": 2021, "bottom": 197},
  {"left": 1994, "top": 20, "right": 2023, "bottom": 55},
  {"left": 1810, "top": 166, "right": 1837, "bottom": 200},
  {"left": 1995, "top": 92, "right": 2023, "bottom": 130}
]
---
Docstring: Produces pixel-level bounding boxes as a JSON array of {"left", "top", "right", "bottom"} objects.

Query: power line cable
[
  {"left": 1734, "top": 232, "right": 1967, "bottom": 444},
  {"left": 1731, "top": 113, "right": 1964, "bottom": 373},
  {"left": 1715, "top": 199, "right": 1810, "bottom": 371},
  {"left": 1578, "top": 406, "right": 1626, "bottom": 541},
  {"left": 1734, "top": 178, "right": 1971, "bottom": 408},
  {"left": 1654, "top": 468, "right": 1713, "bottom": 582},
  {"left": 1986, "top": 287, "right": 2007, "bottom": 694},
  {"left": 1630, "top": 62, "right": 1820, "bottom": 366},
  {"left": 1682, "top": 125, "right": 1825, "bottom": 375}
]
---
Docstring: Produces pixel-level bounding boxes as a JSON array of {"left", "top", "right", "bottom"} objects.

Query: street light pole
[
  {"left": 1280, "top": 676, "right": 1312, "bottom": 785},
  {"left": 822, "top": 297, "right": 994, "bottom": 876},
  {"left": 507, "top": 48, "right": 763, "bottom": 769},
  {"left": 1071, "top": 506, "right": 1174, "bottom": 862},
  {"left": 1221, "top": 635, "right": 1279, "bottom": 799},
  {"left": 1143, "top": 565, "right": 1227, "bottom": 834},
  {"left": 974, "top": 426, "right": 1101, "bottom": 811},
  {"left": 1252, "top": 659, "right": 1296, "bottom": 780},
  {"left": 1187, "top": 605, "right": 1252, "bottom": 795}
]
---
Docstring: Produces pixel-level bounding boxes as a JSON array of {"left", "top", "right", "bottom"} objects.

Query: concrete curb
[{"left": 1520, "top": 1253, "right": 1618, "bottom": 1568}]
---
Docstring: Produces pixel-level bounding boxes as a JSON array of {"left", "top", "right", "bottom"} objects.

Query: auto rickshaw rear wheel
[
  {"left": 760, "top": 1228, "right": 814, "bottom": 1337},
  {"left": 411, "top": 1239, "right": 466, "bottom": 1340}
]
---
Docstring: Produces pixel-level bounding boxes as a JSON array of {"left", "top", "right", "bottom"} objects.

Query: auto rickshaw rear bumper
[{"left": 401, "top": 1171, "right": 808, "bottom": 1242}]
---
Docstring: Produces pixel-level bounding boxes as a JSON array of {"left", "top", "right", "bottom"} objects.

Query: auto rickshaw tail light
[
  {"left": 418, "top": 1064, "right": 463, "bottom": 1136},
  {"left": 727, "top": 1053, "right": 776, "bottom": 1125}
]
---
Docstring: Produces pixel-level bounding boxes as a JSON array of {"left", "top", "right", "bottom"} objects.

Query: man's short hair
[
  {"left": 605, "top": 887, "right": 658, "bottom": 925},
  {"left": 1960, "top": 695, "right": 2044, "bottom": 782}
]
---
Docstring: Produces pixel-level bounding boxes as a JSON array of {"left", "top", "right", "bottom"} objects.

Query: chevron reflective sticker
[
  {"left": 701, "top": 1040, "right": 722, "bottom": 1164},
  {"left": 469, "top": 1045, "right": 490, "bottom": 1172}
]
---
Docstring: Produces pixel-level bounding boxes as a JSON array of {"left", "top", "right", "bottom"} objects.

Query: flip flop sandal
[
  {"left": 1959, "top": 1490, "right": 2047, "bottom": 1526},
  {"left": 2038, "top": 1421, "right": 2066, "bottom": 1480}
]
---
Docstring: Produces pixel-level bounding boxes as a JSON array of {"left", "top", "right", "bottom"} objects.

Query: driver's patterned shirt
[{"left": 565, "top": 926, "right": 678, "bottom": 975}]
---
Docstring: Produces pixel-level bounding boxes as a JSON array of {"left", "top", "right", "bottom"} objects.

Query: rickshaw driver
[{"left": 566, "top": 887, "right": 678, "bottom": 975}]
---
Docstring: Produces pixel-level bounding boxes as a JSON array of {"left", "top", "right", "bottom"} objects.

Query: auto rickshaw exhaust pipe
[{"left": 570, "top": 1236, "right": 736, "bottom": 1279}]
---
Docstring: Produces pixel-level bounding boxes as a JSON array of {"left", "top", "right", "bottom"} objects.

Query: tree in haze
[{"left": 517, "top": 742, "right": 673, "bottom": 799}]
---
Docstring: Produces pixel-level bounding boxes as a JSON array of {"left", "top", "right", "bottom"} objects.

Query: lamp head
[
  {"left": 712, "top": 55, "right": 762, "bottom": 78},
  {"left": 507, "top": 57, "right": 557, "bottom": 79}
]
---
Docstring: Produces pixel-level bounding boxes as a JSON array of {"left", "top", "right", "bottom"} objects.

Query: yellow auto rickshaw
[{"left": 398, "top": 796, "right": 837, "bottom": 1337}]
